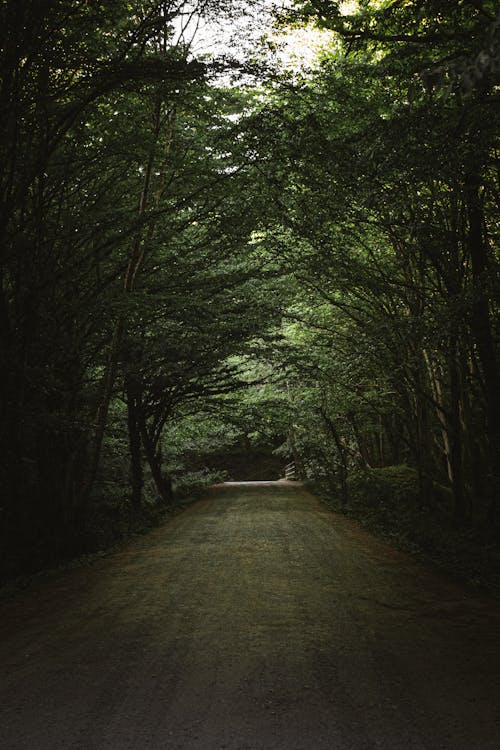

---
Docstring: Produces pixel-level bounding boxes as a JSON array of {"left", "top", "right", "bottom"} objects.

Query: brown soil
[{"left": 1, "top": 481, "right": 500, "bottom": 749}]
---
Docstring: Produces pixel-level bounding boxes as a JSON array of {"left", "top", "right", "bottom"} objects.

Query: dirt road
[{"left": 1, "top": 481, "right": 500, "bottom": 749}]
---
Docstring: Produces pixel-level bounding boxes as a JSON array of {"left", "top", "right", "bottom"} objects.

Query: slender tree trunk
[
  {"left": 448, "top": 342, "right": 466, "bottom": 523},
  {"left": 347, "top": 410, "right": 370, "bottom": 468},
  {"left": 465, "top": 173, "right": 500, "bottom": 530},
  {"left": 377, "top": 416, "right": 386, "bottom": 467},
  {"left": 288, "top": 426, "right": 306, "bottom": 481},
  {"left": 139, "top": 417, "right": 173, "bottom": 505},
  {"left": 126, "top": 378, "right": 144, "bottom": 510},
  {"left": 462, "top": 352, "right": 486, "bottom": 516},
  {"left": 423, "top": 350, "right": 453, "bottom": 482},
  {"left": 77, "top": 317, "right": 125, "bottom": 516},
  {"left": 383, "top": 412, "right": 404, "bottom": 465},
  {"left": 423, "top": 347, "right": 465, "bottom": 521},
  {"left": 321, "top": 409, "right": 349, "bottom": 507},
  {"left": 412, "top": 362, "right": 434, "bottom": 509}
]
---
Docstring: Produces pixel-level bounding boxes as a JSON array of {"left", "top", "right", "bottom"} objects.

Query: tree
[
  {"left": 244, "top": 0, "right": 499, "bottom": 528},
  {"left": 0, "top": 0, "right": 282, "bottom": 573}
]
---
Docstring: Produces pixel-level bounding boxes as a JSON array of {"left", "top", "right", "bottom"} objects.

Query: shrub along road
[{"left": 1, "top": 481, "right": 500, "bottom": 749}]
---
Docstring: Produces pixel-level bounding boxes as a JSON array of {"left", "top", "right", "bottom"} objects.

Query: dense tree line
[
  {"left": 0, "top": 0, "right": 283, "bottom": 576},
  {"left": 250, "top": 0, "right": 499, "bottom": 535},
  {"left": 1, "top": 0, "right": 498, "bottom": 579}
]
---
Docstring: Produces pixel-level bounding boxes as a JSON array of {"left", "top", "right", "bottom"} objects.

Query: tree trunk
[
  {"left": 126, "top": 378, "right": 144, "bottom": 510},
  {"left": 139, "top": 417, "right": 173, "bottom": 506},
  {"left": 412, "top": 362, "right": 434, "bottom": 509},
  {"left": 448, "top": 343, "right": 466, "bottom": 523},
  {"left": 321, "top": 409, "right": 349, "bottom": 507},
  {"left": 347, "top": 410, "right": 370, "bottom": 468},
  {"left": 465, "top": 173, "right": 500, "bottom": 530}
]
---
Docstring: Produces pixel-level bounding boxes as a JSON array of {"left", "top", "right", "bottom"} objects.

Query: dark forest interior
[{"left": 0, "top": 0, "right": 499, "bottom": 587}]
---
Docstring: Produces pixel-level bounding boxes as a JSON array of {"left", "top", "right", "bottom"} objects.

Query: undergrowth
[{"left": 315, "top": 465, "right": 500, "bottom": 597}]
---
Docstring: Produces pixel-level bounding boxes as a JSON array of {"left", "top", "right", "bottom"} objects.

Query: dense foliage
[
  {"left": 0, "top": 0, "right": 283, "bottom": 576},
  {"left": 258, "top": 0, "right": 499, "bottom": 532},
  {"left": 0, "top": 0, "right": 498, "bottom": 579}
]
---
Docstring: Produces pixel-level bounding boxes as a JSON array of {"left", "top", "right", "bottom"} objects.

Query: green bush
[
  {"left": 348, "top": 465, "right": 419, "bottom": 508},
  {"left": 173, "top": 468, "right": 229, "bottom": 499}
]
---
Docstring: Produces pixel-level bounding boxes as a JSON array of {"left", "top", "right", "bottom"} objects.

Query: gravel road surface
[{"left": 1, "top": 481, "right": 500, "bottom": 749}]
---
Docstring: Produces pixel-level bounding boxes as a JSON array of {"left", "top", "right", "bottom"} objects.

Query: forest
[{"left": 0, "top": 0, "right": 498, "bottom": 583}]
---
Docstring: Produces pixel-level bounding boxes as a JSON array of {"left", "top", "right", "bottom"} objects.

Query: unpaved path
[{"left": 1, "top": 481, "right": 500, "bottom": 750}]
